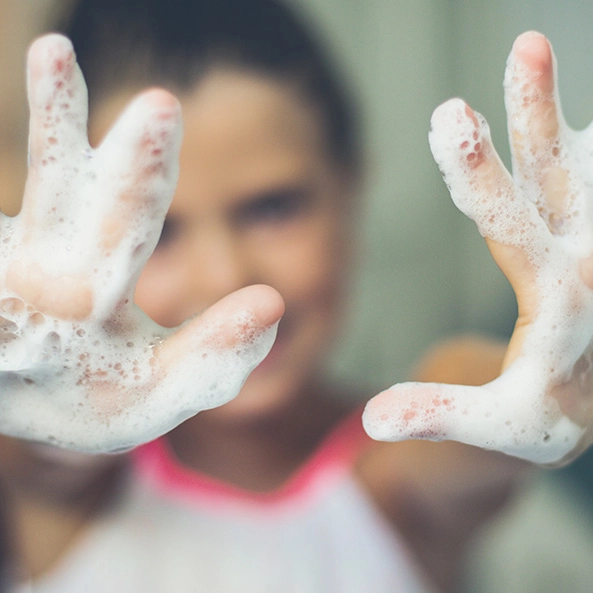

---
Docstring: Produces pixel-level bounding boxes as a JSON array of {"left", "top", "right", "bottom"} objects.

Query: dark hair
[{"left": 57, "top": 0, "right": 360, "bottom": 168}]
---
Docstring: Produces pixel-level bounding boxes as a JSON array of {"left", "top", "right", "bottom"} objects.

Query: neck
[
  {"left": 13, "top": 496, "right": 95, "bottom": 581},
  {"left": 167, "top": 381, "right": 353, "bottom": 492},
  {"left": 3, "top": 460, "right": 125, "bottom": 582}
]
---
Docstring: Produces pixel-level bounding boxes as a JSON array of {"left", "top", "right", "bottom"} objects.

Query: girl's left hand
[{"left": 363, "top": 31, "right": 593, "bottom": 466}]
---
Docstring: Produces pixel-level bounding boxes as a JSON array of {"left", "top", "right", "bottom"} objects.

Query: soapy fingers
[
  {"left": 364, "top": 31, "right": 593, "bottom": 465},
  {"left": 92, "top": 90, "right": 183, "bottom": 315},
  {"left": 506, "top": 31, "right": 572, "bottom": 228},
  {"left": 25, "top": 34, "right": 88, "bottom": 177},
  {"left": 95, "top": 89, "right": 181, "bottom": 256},
  {"left": 0, "top": 34, "right": 284, "bottom": 452},
  {"left": 506, "top": 33, "right": 561, "bottom": 172}
]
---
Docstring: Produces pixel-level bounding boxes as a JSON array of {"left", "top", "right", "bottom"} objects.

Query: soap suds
[{"left": 0, "top": 34, "right": 278, "bottom": 453}]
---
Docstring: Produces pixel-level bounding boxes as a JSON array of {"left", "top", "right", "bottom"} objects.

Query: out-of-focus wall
[
  {"left": 0, "top": 0, "right": 75, "bottom": 215},
  {"left": 294, "top": 0, "right": 471, "bottom": 392},
  {"left": 295, "top": 0, "right": 593, "bottom": 393}
]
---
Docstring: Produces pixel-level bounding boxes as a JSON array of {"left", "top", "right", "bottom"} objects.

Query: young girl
[{"left": 2, "top": 0, "right": 593, "bottom": 591}]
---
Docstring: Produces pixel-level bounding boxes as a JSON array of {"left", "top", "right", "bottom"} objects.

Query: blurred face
[{"left": 93, "top": 69, "right": 357, "bottom": 422}]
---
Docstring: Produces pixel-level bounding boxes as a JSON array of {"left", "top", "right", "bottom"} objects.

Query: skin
[
  {"left": 0, "top": 440, "right": 126, "bottom": 579},
  {"left": 0, "top": 0, "right": 75, "bottom": 217},
  {"left": 2, "top": 57, "right": 507, "bottom": 591},
  {"left": 0, "top": 45, "right": 285, "bottom": 577}
]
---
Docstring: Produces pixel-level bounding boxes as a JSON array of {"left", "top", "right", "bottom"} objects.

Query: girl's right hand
[{"left": 0, "top": 34, "right": 284, "bottom": 453}]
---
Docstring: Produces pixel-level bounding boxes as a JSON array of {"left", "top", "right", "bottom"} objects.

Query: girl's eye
[{"left": 232, "top": 187, "right": 311, "bottom": 228}]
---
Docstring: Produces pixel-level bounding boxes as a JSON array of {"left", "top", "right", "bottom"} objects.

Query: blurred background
[{"left": 2, "top": 0, "right": 593, "bottom": 392}]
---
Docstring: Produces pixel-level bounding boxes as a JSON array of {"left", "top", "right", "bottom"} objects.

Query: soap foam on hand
[
  {"left": 0, "top": 34, "right": 281, "bottom": 453},
  {"left": 363, "top": 31, "right": 593, "bottom": 466}
]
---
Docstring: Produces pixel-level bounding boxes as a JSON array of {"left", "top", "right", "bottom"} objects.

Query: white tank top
[{"left": 18, "top": 413, "right": 437, "bottom": 593}]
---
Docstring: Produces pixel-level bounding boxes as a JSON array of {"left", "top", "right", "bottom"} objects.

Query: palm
[
  {"left": 0, "top": 35, "right": 283, "bottom": 453},
  {"left": 364, "top": 32, "right": 593, "bottom": 465}
]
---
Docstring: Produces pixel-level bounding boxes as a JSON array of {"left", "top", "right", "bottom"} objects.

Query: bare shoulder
[{"left": 412, "top": 334, "right": 507, "bottom": 386}]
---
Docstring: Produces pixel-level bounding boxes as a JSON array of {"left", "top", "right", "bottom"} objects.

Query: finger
[
  {"left": 430, "top": 98, "right": 550, "bottom": 252},
  {"left": 26, "top": 34, "right": 89, "bottom": 176},
  {"left": 84, "top": 286, "right": 284, "bottom": 451},
  {"left": 429, "top": 99, "right": 551, "bottom": 333},
  {"left": 363, "top": 381, "right": 496, "bottom": 443},
  {"left": 506, "top": 31, "right": 560, "bottom": 163},
  {"left": 145, "top": 285, "right": 284, "bottom": 418},
  {"left": 94, "top": 89, "right": 183, "bottom": 272},
  {"left": 362, "top": 369, "right": 583, "bottom": 464},
  {"left": 505, "top": 32, "right": 574, "bottom": 230},
  {"left": 156, "top": 284, "right": 285, "bottom": 365}
]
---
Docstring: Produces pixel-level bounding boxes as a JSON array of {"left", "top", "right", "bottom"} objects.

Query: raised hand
[
  {"left": 0, "top": 34, "right": 284, "bottom": 453},
  {"left": 363, "top": 31, "right": 593, "bottom": 466}
]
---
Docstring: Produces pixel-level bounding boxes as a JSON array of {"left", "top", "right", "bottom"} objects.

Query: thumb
[
  {"left": 363, "top": 381, "right": 495, "bottom": 444},
  {"left": 362, "top": 367, "right": 583, "bottom": 464},
  {"left": 156, "top": 284, "right": 285, "bottom": 369}
]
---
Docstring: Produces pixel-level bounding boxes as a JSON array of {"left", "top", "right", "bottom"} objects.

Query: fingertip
[
  {"left": 156, "top": 285, "right": 284, "bottom": 369},
  {"left": 362, "top": 385, "right": 427, "bottom": 442},
  {"left": 429, "top": 98, "right": 490, "bottom": 172},
  {"left": 430, "top": 97, "right": 467, "bottom": 129},
  {"left": 430, "top": 98, "right": 481, "bottom": 142},
  {"left": 362, "top": 389, "right": 397, "bottom": 441},
  {"left": 135, "top": 87, "right": 182, "bottom": 120},
  {"left": 181, "top": 285, "right": 285, "bottom": 352},
  {"left": 101, "top": 88, "right": 183, "bottom": 152},
  {"left": 363, "top": 382, "right": 459, "bottom": 442},
  {"left": 512, "top": 31, "right": 554, "bottom": 90},
  {"left": 97, "top": 87, "right": 183, "bottom": 183},
  {"left": 513, "top": 31, "right": 549, "bottom": 60},
  {"left": 28, "top": 33, "right": 74, "bottom": 57},
  {"left": 225, "top": 284, "right": 285, "bottom": 329},
  {"left": 27, "top": 34, "right": 75, "bottom": 79},
  {"left": 464, "top": 103, "right": 480, "bottom": 127}
]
